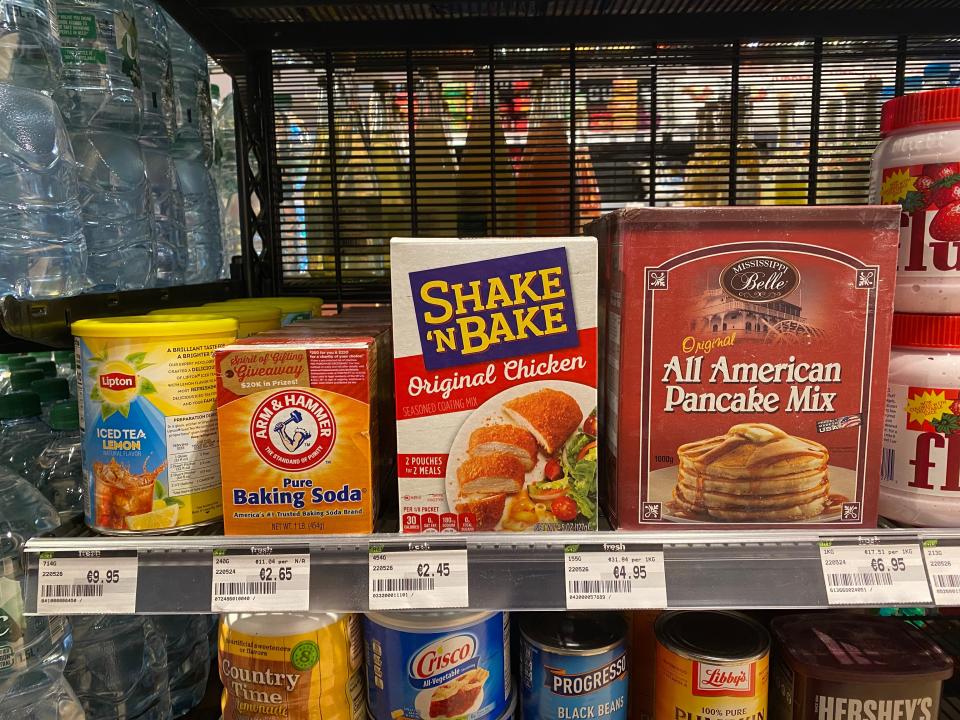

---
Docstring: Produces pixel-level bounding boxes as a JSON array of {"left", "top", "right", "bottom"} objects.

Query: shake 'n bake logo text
[{"left": 410, "top": 248, "right": 579, "bottom": 371}]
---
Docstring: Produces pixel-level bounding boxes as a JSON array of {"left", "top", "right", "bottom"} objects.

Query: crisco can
[
  {"left": 654, "top": 611, "right": 769, "bottom": 720},
  {"left": 363, "top": 610, "right": 511, "bottom": 720},
  {"left": 520, "top": 612, "right": 628, "bottom": 720},
  {"left": 72, "top": 315, "right": 237, "bottom": 533},
  {"left": 219, "top": 612, "right": 366, "bottom": 720}
]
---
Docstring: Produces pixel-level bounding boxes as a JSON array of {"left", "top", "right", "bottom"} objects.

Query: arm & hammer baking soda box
[
  {"left": 215, "top": 320, "right": 391, "bottom": 534},
  {"left": 391, "top": 237, "right": 599, "bottom": 533}
]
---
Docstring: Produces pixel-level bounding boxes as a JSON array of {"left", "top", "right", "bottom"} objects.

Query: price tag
[
  {"left": 369, "top": 543, "right": 468, "bottom": 610},
  {"left": 36, "top": 550, "right": 138, "bottom": 614},
  {"left": 564, "top": 543, "right": 667, "bottom": 609},
  {"left": 819, "top": 541, "right": 932, "bottom": 606},
  {"left": 211, "top": 546, "right": 310, "bottom": 612},
  {"left": 922, "top": 541, "right": 960, "bottom": 605}
]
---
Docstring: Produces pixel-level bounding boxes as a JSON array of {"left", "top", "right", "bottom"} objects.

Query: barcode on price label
[
  {"left": 369, "top": 545, "right": 467, "bottom": 610},
  {"left": 211, "top": 547, "right": 310, "bottom": 612},
  {"left": 564, "top": 544, "right": 667, "bottom": 609},
  {"left": 922, "top": 543, "right": 960, "bottom": 605},
  {"left": 819, "top": 542, "right": 932, "bottom": 606},
  {"left": 36, "top": 550, "right": 139, "bottom": 614}
]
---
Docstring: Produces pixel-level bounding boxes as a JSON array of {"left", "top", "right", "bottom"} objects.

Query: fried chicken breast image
[
  {"left": 457, "top": 453, "right": 526, "bottom": 495},
  {"left": 503, "top": 388, "right": 582, "bottom": 455},
  {"left": 455, "top": 494, "right": 507, "bottom": 530},
  {"left": 468, "top": 424, "right": 538, "bottom": 470}
]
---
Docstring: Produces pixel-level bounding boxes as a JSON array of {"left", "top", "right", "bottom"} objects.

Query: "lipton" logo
[
  {"left": 99, "top": 372, "right": 136, "bottom": 391},
  {"left": 692, "top": 661, "right": 755, "bottom": 697},
  {"left": 720, "top": 255, "right": 800, "bottom": 303},
  {"left": 407, "top": 633, "right": 479, "bottom": 690}
]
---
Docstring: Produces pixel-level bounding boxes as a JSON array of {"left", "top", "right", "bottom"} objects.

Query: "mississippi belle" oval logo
[
  {"left": 719, "top": 255, "right": 800, "bottom": 303},
  {"left": 250, "top": 389, "right": 336, "bottom": 471}
]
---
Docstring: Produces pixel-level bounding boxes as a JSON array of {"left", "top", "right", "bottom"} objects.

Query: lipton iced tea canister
[
  {"left": 220, "top": 612, "right": 366, "bottom": 720},
  {"left": 519, "top": 612, "right": 628, "bottom": 720},
  {"left": 207, "top": 297, "right": 320, "bottom": 325},
  {"left": 364, "top": 610, "right": 511, "bottom": 720},
  {"left": 654, "top": 611, "right": 769, "bottom": 720},
  {"left": 770, "top": 614, "right": 953, "bottom": 720},
  {"left": 149, "top": 305, "right": 282, "bottom": 338},
  {"left": 72, "top": 315, "right": 237, "bottom": 534}
]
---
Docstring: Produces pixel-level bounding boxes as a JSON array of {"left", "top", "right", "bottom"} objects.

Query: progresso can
[
  {"left": 654, "top": 611, "right": 770, "bottom": 720},
  {"left": 73, "top": 315, "right": 237, "bottom": 534},
  {"left": 364, "top": 610, "right": 511, "bottom": 720},
  {"left": 519, "top": 612, "right": 628, "bottom": 720}
]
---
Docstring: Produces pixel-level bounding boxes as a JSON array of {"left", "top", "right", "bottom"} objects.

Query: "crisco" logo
[{"left": 408, "top": 634, "right": 477, "bottom": 685}]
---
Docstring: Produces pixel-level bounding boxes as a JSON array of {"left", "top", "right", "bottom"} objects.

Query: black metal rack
[{"left": 157, "top": 0, "right": 960, "bottom": 308}]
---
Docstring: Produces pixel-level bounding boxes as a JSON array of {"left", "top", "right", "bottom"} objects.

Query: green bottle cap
[
  {"left": 31, "top": 378, "right": 69, "bottom": 404},
  {"left": 28, "top": 351, "right": 52, "bottom": 360},
  {"left": 7, "top": 356, "right": 36, "bottom": 370},
  {"left": 53, "top": 350, "right": 74, "bottom": 364},
  {"left": 48, "top": 400, "right": 80, "bottom": 431},
  {"left": 32, "top": 361, "right": 57, "bottom": 378},
  {"left": 10, "top": 368, "right": 43, "bottom": 391},
  {"left": 0, "top": 391, "right": 41, "bottom": 419}
]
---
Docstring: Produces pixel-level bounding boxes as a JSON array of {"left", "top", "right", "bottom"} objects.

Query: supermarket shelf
[
  {"left": 0, "top": 282, "right": 234, "bottom": 350},
  {"left": 21, "top": 527, "right": 960, "bottom": 615}
]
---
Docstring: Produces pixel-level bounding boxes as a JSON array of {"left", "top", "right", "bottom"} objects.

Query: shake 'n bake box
[
  {"left": 391, "top": 237, "right": 598, "bottom": 533},
  {"left": 215, "top": 323, "right": 391, "bottom": 534},
  {"left": 591, "top": 206, "right": 900, "bottom": 530}
]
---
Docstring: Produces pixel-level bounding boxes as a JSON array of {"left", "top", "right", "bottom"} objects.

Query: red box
[{"left": 591, "top": 206, "right": 900, "bottom": 530}]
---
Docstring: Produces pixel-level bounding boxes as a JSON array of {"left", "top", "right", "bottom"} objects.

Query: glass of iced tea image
[{"left": 93, "top": 459, "right": 164, "bottom": 530}]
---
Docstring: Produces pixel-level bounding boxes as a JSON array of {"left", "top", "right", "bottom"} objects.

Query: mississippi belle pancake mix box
[
  {"left": 592, "top": 206, "right": 900, "bottom": 530},
  {"left": 391, "top": 237, "right": 598, "bottom": 533}
]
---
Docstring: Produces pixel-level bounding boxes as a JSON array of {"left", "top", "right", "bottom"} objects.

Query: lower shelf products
[
  {"left": 519, "top": 611, "right": 628, "bottom": 720},
  {"left": 363, "top": 610, "right": 512, "bottom": 720},
  {"left": 770, "top": 614, "right": 954, "bottom": 720}
]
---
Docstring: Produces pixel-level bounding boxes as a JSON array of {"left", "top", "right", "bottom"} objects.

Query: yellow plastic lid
[
  {"left": 209, "top": 296, "right": 321, "bottom": 317},
  {"left": 150, "top": 305, "right": 283, "bottom": 324},
  {"left": 72, "top": 314, "right": 239, "bottom": 338}
]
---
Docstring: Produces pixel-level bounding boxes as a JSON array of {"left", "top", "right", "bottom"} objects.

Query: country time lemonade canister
[{"left": 72, "top": 314, "right": 238, "bottom": 533}]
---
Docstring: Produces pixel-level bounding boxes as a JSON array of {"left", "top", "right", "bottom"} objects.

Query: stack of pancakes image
[{"left": 673, "top": 422, "right": 830, "bottom": 522}]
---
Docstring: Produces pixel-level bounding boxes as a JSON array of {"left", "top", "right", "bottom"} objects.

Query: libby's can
[
  {"left": 654, "top": 611, "right": 769, "bottom": 720},
  {"left": 520, "top": 612, "right": 628, "bottom": 720}
]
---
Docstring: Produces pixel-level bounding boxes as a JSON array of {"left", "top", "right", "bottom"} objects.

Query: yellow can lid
[
  {"left": 72, "top": 314, "right": 239, "bottom": 338},
  {"left": 152, "top": 304, "right": 283, "bottom": 324},
  {"left": 210, "top": 296, "right": 321, "bottom": 316}
]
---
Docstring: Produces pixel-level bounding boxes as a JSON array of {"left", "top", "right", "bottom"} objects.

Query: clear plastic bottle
[
  {"left": 0, "top": 83, "right": 87, "bottom": 299},
  {"left": 175, "top": 154, "right": 222, "bottom": 283},
  {"left": 142, "top": 144, "right": 186, "bottom": 286},
  {"left": 215, "top": 91, "right": 240, "bottom": 277},
  {"left": 30, "top": 377, "right": 70, "bottom": 420},
  {"left": 65, "top": 614, "right": 171, "bottom": 720},
  {"left": 0, "top": 391, "right": 52, "bottom": 479},
  {"left": 0, "top": 466, "right": 60, "bottom": 537},
  {"left": 71, "top": 129, "right": 156, "bottom": 290},
  {"left": 152, "top": 615, "right": 210, "bottom": 716},
  {"left": 132, "top": 0, "right": 173, "bottom": 143},
  {"left": 0, "top": 0, "right": 62, "bottom": 92},
  {"left": 55, "top": 0, "right": 143, "bottom": 135},
  {"left": 34, "top": 400, "right": 82, "bottom": 518},
  {"left": 166, "top": 14, "right": 211, "bottom": 164},
  {"left": 54, "top": 350, "right": 77, "bottom": 396}
]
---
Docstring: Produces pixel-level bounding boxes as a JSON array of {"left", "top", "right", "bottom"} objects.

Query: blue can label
[
  {"left": 521, "top": 639, "right": 628, "bottom": 720},
  {"left": 365, "top": 613, "right": 511, "bottom": 720}
]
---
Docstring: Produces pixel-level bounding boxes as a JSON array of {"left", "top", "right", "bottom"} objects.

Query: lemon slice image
[{"left": 124, "top": 503, "right": 179, "bottom": 531}]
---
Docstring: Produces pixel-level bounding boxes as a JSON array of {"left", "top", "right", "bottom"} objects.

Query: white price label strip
[
  {"left": 37, "top": 550, "right": 138, "bottom": 614},
  {"left": 369, "top": 544, "right": 468, "bottom": 610},
  {"left": 819, "top": 542, "right": 932, "bottom": 606},
  {"left": 565, "top": 544, "right": 667, "bottom": 609},
  {"left": 922, "top": 542, "right": 960, "bottom": 605},
  {"left": 211, "top": 546, "right": 310, "bottom": 612}
]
